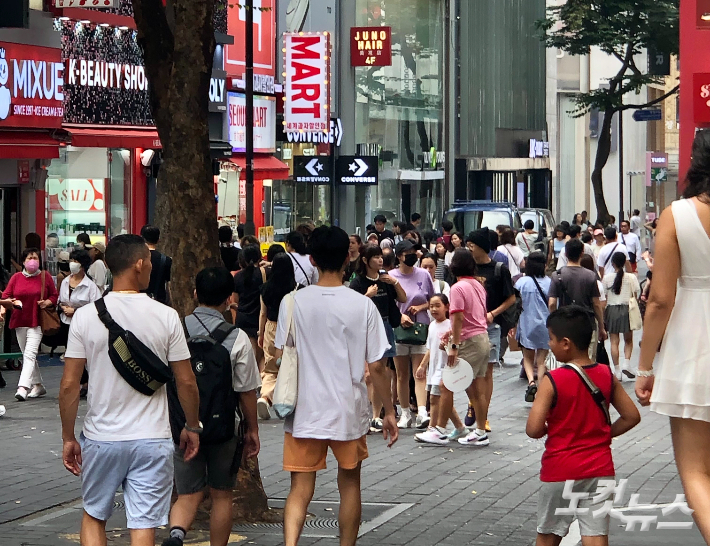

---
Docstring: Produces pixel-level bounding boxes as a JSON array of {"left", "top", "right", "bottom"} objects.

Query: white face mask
[{"left": 69, "top": 262, "right": 82, "bottom": 275}]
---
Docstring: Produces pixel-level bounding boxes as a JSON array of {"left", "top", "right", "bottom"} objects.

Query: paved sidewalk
[{"left": 0, "top": 342, "right": 703, "bottom": 545}]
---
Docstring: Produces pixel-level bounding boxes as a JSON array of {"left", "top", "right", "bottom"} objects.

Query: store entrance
[{"left": 0, "top": 187, "right": 20, "bottom": 275}]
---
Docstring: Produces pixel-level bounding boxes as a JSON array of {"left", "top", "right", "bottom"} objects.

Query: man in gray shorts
[
  {"left": 59, "top": 235, "right": 201, "bottom": 546},
  {"left": 163, "top": 267, "right": 260, "bottom": 546}
]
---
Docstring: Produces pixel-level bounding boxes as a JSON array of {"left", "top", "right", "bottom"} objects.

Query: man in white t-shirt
[
  {"left": 556, "top": 225, "right": 595, "bottom": 270},
  {"left": 629, "top": 209, "right": 642, "bottom": 237},
  {"left": 619, "top": 220, "right": 642, "bottom": 273},
  {"left": 274, "top": 226, "right": 398, "bottom": 546},
  {"left": 597, "top": 226, "right": 632, "bottom": 277},
  {"left": 59, "top": 235, "right": 201, "bottom": 546}
]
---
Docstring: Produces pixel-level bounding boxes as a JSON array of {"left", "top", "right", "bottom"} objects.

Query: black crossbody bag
[
  {"left": 563, "top": 363, "right": 611, "bottom": 425},
  {"left": 95, "top": 299, "right": 173, "bottom": 396}
]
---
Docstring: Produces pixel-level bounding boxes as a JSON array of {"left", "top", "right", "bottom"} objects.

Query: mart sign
[{"left": 283, "top": 33, "right": 330, "bottom": 133}]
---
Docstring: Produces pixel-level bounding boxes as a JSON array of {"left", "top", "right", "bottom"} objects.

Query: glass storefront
[
  {"left": 354, "top": 0, "right": 445, "bottom": 231},
  {"left": 44, "top": 146, "right": 132, "bottom": 272}
]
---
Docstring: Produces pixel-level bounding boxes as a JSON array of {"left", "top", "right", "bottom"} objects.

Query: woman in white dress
[{"left": 636, "top": 130, "right": 710, "bottom": 544}]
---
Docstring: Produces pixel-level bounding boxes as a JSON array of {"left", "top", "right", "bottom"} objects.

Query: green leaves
[{"left": 538, "top": 0, "right": 679, "bottom": 115}]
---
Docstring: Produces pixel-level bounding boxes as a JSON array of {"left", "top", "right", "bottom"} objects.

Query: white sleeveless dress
[{"left": 651, "top": 199, "right": 710, "bottom": 422}]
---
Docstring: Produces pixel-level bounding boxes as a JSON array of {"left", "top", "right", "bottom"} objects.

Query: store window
[
  {"left": 45, "top": 147, "right": 132, "bottom": 272},
  {"left": 354, "top": 0, "right": 445, "bottom": 231}
]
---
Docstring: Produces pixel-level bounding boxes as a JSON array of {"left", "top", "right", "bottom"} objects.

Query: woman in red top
[{"left": 0, "top": 248, "right": 58, "bottom": 401}]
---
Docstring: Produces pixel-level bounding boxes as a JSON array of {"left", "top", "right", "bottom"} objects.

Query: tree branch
[{"left": 618, "top": 84, "right": 679, "bottom": 111}]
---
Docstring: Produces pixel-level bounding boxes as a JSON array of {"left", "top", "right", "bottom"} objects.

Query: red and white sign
[
  {"left": 0, "top": 42, "right": 64, "bottom": 129},
  {"left": 227, "top": 92, "right": 276, "bottom": 153},
  {"left": 66, "top": 59, "right": 148, "bottom": 91},
  {"left": 54, "top": 0, "right": 119, "bottom": 7},
  {"left": 48, "top": 179, "right": 105, "bottom": 212},
  {"left": 226, "top": 0, "right": 275, "bottom": 78},
  {"left": 694, "top": 73, "right": 710, "bottom": 124},
  {"left": 284, "top": 33, "right": 330, "bottom": 133},
  {"left": 17, "top": 160, "right": 29, "bottom": 184},
  {"left": 239, "top": 179, "right": 247, "bottom": 224}
]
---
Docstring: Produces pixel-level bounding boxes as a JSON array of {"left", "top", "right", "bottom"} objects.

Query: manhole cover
[{"left": 233, "top": 516, "right": 339, "bottom": 534}]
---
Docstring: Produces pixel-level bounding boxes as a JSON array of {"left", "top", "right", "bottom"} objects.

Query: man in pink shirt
[{"left": 437, "top": 249, "right": 491, "bottom": 446}]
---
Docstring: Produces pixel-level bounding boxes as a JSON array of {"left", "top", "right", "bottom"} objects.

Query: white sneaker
[
  {"left": 0, "top": 405, "right": 5, "bottom": 417},
  {"left": 415, "top": 413, "right": 430, "bottom": 429},
  {"left": 397, "top": 410, "right": 413, "bottom": 429},
  {"left": 15, "top": 387, "right": 29, "bottom": 401},
  {"left": 256, "top": 397, "right": 271, "bottom": 420},
  {"left": 415, "top": 427, "right": 449, "bottom": 445},
  {"left": 27, "top": 384, "right": 47, "bottom": 399},
  {"left": 458, "top": 430, "right": 490, "bottom": 447}
]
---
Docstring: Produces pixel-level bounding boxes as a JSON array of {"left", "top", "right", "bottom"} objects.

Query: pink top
[
  {"left": 2, "top": 272, "right": 59, "bottom": 329},
  {"left": 448, "top": 277, "right": 488, "bottom": 340}
]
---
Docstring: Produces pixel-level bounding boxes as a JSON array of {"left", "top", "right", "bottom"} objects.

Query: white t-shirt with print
[
  {"left": 596, "top": 242, "right": 629, "bottom": 277},
  {"left": 65, "top": 292, "right": 191, "bottom": 442},
  {"left": 274, "top": 285, "right": 389, "bottom": 441},
  {"left": 426, "top": 318, "right": 450, "bottom": 387}
]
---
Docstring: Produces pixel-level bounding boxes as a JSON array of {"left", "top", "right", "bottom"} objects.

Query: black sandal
[{"left": 525, "top": 383, "right": 538, "bottom": 403}]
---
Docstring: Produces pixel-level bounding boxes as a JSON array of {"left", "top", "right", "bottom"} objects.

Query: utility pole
[
  {"left": 245, "top": 0, "right": 255, "bottom": 235},
  {"left": 618, "top": 108, "right": 624, "bottom": 225}
]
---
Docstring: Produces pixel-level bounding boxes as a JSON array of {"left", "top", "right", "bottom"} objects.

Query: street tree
[
  {"left": 131, "top": 0, "right": 278, "bottom": 523},
  {"left": 537, "top": 0, "right": 679, "bottom": 224}
]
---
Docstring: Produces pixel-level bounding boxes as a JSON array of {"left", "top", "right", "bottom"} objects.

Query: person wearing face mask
[
  {"left": 58, "top": 250, "right": 102, "bottom": 393},
  {"left": 389, "top": 239, "right": 435, "bottom": 429},
  {"left": 0, "top": 248, "right": 58, "bottom": 401}
]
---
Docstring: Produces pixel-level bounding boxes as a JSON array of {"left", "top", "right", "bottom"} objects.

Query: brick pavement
[{"left": 0, "top": 340, "right": 703, "bottom": 545}]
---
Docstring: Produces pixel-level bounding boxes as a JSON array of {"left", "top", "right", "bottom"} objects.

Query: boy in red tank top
[{"left": 527, "top": 306, "right": 640, "bottom": 546}]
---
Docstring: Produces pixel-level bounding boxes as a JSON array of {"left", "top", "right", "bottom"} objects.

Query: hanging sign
[
  {"left": 227, "top": 92, "right": 276, "bottom": 153},
  {"left": 350, "top": 27, "right": 392, "bottom": 67},
  {"left": 337, "top": 155, "right": 378, "bottom": 185},
  {"left": 283, "top": 32, "right": 330, "bottom": 132},
  {"left": 293, "top": 155, "right": 332, "bottom": 184}
]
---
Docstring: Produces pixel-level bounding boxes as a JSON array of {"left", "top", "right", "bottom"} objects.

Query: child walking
[
  {"left": 414, "top": 295, "right": 467, "bottom": 445},
  {"left": 527, "top": 305, "right": 640, "bottom": 546}
]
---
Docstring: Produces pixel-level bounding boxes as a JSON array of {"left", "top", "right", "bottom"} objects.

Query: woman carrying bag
[
  {"left": 603, "top": 252, "right": 641, "bottom": 380},
  {"left": 0, "top": 248, "right": 58, "bottom": 401}
]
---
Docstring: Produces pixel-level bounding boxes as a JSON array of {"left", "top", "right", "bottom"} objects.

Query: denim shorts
[
  {"left": 80, "top": 433, "right": 174, "bottom": 529},
  {"left": 487, "top": 323, "right": 502, "bottom": 364},
  {"left": 382, "top": 321, "right": 397, "bottom": 359}
]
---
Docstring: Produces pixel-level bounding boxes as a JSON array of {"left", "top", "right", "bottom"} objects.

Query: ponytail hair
[
  {"left": 239, "top": 244, "right": 262, "bottom": 286},
  {"left": 611, "top": 252, "right": 627, "bottom": 295}
]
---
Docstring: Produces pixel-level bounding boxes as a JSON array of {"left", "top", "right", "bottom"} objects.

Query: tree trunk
[
  {"left": 132, "top": 0, "right": 276, "bottom": 525},
  {"left": 590, "top": 108, "right": 615, "bottom": 225}
]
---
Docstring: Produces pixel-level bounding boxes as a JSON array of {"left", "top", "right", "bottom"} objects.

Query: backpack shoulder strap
[
  {"left": 562, "top": 363, "right": 611, "bottom": 425},
  {"left": 210, "top": 322, "right": 238, "bottom": 344}
]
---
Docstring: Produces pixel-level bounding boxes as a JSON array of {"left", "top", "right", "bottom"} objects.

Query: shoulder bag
[
  {"left": 603, "top": 244, "right": 619, "bottom": 268},
  {"left": 628, "top": 277, "right": 643, "bottom": 331},
  {"left": 272, "top": 291, "right": 299, "bottom": 418},
  {"left": 562, "top": 363, "right": 612, "bottom": 425},
  {"left": 288, "top": 253, "right": 311, "bottom": 286},
  {"left": 495, "top": 262, "right": 523, "bottom": 332},
  {"left": 531, "top": 277, "right": 548, "bottom": 306},
  {"left": 95, "top": 298, "right": 174, "bottom": 396},
  {"left": 38, "top": 271, "right": 61, "bottom": 336}
]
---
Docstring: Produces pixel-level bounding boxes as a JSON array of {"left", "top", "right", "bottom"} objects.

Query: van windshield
[{"left": 444, "top": 210, "right": 514, "bottom": 235}]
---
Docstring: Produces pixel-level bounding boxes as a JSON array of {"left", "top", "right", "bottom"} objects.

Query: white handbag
[
  {"left": 629, "top": 295, "right": 643, "bottom": 331},
  {"left": 272, "top": 292, "right": 298, "bottom": 418}
]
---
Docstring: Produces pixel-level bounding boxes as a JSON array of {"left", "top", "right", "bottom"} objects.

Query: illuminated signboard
[
  {"left": 283, "top": 32, "right": 330, "bottom": 133},
  {"left": 350, "top": 27, "right": 392, "bottom": 67}
]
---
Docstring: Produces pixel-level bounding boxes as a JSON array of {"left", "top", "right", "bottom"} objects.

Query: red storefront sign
[
  {"left": 283, "top": 33, "right": 331, "bottom": 133},
  {"left": 0, "top": 42, "right": 64, "bottom": 129},
  {"left": 350, "top": 27, "right": 392, "bottom": 67},
  {"left": 693, "top": 73, "right": 710, "bottom": 124},
  {"left": 17, "top": 160, "right": 30, "bottom": 184},
  {"left": 226, "top": 0, "right": 275, "bottom": 78}
]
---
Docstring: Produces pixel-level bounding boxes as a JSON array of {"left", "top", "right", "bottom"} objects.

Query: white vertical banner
[{"left": 283, "top": 32, "right": 330, "bottom": 133}]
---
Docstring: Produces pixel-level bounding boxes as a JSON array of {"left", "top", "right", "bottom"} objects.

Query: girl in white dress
[{"left": 637, "top": 129, "right": 710, "bottom": 544}]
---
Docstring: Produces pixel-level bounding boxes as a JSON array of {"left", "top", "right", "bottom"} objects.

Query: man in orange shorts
[{"left": 275, "top": 226, "right": 398, "bottom": 546}]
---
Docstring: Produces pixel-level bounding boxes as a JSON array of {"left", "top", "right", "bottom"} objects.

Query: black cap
[{"left": 394, "top": 239, "right": 416, "bottom": 256}]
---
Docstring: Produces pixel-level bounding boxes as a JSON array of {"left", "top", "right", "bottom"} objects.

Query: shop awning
[
  {"left": 0, "top": 132, "right": 61, "bottom": 159},
  {"left": 228, "top": 155, "right": 290, "bottom": 180},
  {"left": 65, "top": 126, "right": 162, "bottom": 149}
]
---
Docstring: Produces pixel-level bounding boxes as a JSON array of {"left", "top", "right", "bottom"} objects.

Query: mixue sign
[
  {"left": 284, "top": 33, "right": 330, "bottom": 132},
  {"left": 0, "top": 42, "right": 64, "bottom": 129}
]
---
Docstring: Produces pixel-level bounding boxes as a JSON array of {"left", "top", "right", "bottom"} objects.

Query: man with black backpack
[{"left": 163, "top": 267, "right": 260, "bottom": 546}]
